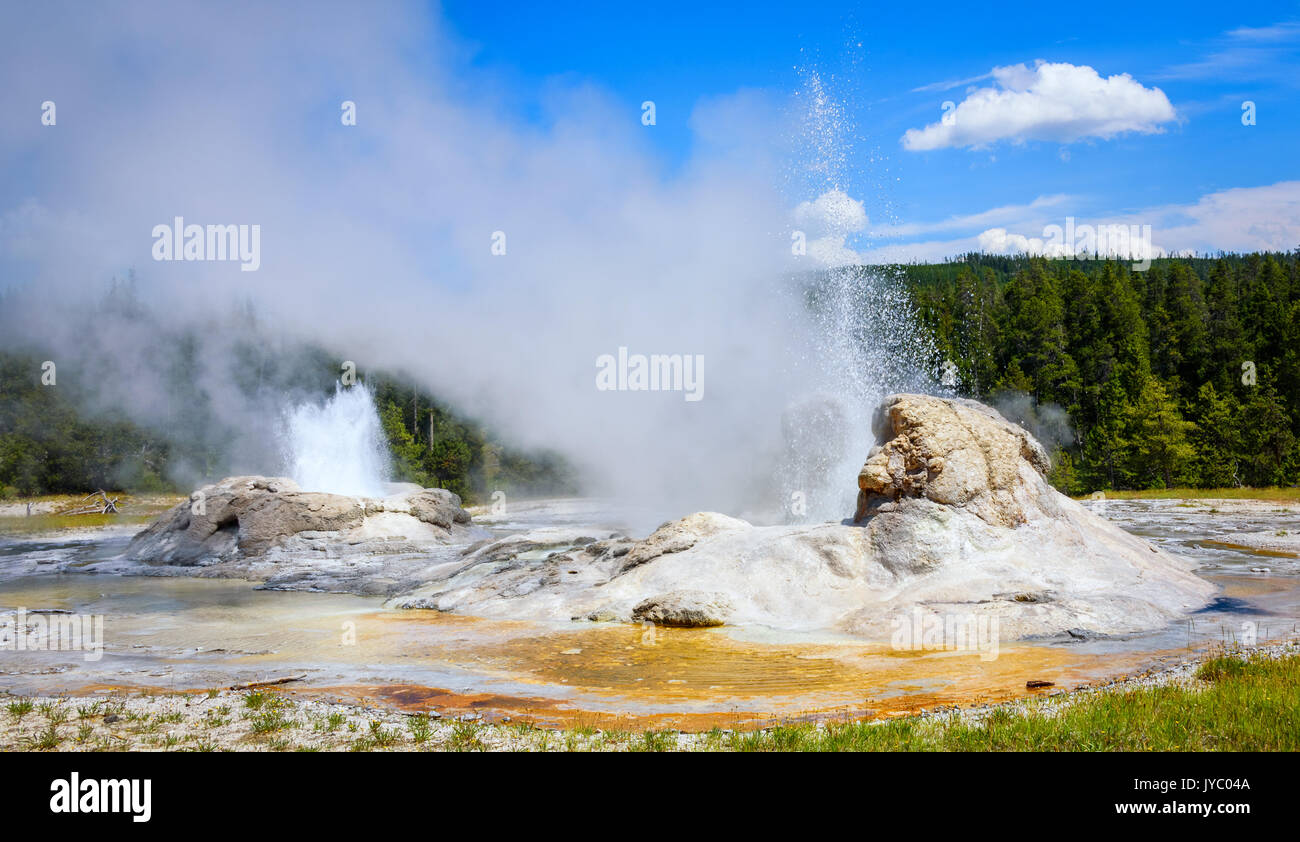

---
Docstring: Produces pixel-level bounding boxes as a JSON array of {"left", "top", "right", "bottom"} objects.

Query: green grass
[
  {"left": 719, "top": 652, "right": 1300, "bottom": 752},
  {"left": 243, "top": 691, "right": 280, "bottom": 711},
  {"left": 367, "top": 720, "right": 400, "bottom": 747},
  {"left": 314, "top": 712, "right": 347, "bottom": 733},
  {"left": 38, "top": 702, "right": 68, "bottom": 725},
  {"left": 25, "top": 724, "right": 62, "bottom": 750},
  {"left": 185, "top": 740, "right": 223, "bottom": 752},
  {"left": 348, "top": 720, "right": 402, "bottom": 751},
  {"left": 629, "top": 730, "right": 678, "bottom": 752},
  {"left": 248, "top": 710, "right": 297, "bottom": 735},
  {"left": 6, "top": 698, "right": 34, "bottom": 721},
  {"left": 446, "top": 721, "right": 485, "bottom": 752},
  {"left": 407, "top": 714, "right": 432, "bottom": 744},
  {"left": 8, "top": 651, "right": 1293, "bottom": 752}
]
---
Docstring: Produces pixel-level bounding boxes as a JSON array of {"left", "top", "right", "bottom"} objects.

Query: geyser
[
  {"left": 280, "top": 384, "right": 391, "bottom": 497},
  {"left": 387, "top": 394, "right": 1214, "bottom": 640}
]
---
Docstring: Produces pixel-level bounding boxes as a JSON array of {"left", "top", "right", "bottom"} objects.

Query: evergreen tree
[
  {"left": 1127, "top": 378, "right": 1196, "bottom": 488},
  {"left": 1189, "top": 382, "right": 1244, "bottom": 487},
  {"left": 1238, "top": 377, "right": 1297, "bottom": 486},
  {"left": 379, "top": 399, "right": 431, "bottom": 487},
  {"left": 1204, "top": 259, "right": 1247, "bottom": 391},
  {"left": 1161, "top": 261, "right": 1209, "bottom": 388}
]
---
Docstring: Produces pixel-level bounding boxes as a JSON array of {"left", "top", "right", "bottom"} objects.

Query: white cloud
[
  {"left": 856, "top": 181, "right": 1300, "bottom": 264},
  {"left": 976, "top": 224, "right": 1165, "bottom": 261},
  {"left": 901, "top": 61, "right": 1177, "bottom": 151},
  {"left": 1152, "top": 180, "right": 1300, "bottom": 252},
  {"left": 1226, "top": 21, "right": 1300, "bottom": 41},
  {"left": 977, "top": 227, "right": 1060, "bottom": 256}
]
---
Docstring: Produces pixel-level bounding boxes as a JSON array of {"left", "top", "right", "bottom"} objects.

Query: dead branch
[{"left": 227, "top": 674, "right": 308, "bottom": 691}]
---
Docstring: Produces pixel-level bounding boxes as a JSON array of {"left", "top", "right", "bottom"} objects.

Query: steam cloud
[
  {"left": 988, "top": 391, "right": 1075, "bottom": 455},
  {"left": 0, "top": 1, "right": 933, "bottom": 524}
]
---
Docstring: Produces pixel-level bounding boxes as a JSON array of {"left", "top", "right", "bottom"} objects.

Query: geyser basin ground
[
  {"left": 2, "top": 496, "right": 1298, "bottom": 728},
  {"left": 2, "top": 394, "right": 1294, "bottom": 728}
]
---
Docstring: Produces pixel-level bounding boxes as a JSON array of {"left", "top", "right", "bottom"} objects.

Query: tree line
[
  {"left": 894, "top": 252, "right": 1300, "bottom": 492},
  {"left": 4, "top": 253, "right": 1297, "bottom": 500}
]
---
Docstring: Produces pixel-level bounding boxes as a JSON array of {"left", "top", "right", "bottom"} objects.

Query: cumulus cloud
[
  {"left": 976, "top": 227, "right": 1061, "bottom": 256},
  {"left": 974, "top": 182, "right": 1300, "bottom": 259},
  {"left": 901, "top": 61, "right": 1177, "bottom": 151},
  {"left": 1152, "top": 180, "right": 1300, "bottom": 252}
]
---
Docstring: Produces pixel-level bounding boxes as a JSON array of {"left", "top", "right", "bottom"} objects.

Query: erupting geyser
[
  {"left": 281, "top": 384, "right": 391, "bottom": 497},
  {"left": 122, "top": 382, "right": 473, "bottom": 583},
  {"left": 122, "top": 392, "right": 1214, "bottom": 641},
  {"left": 388, "top": 394, "right": 1214, "bottom": 640}
]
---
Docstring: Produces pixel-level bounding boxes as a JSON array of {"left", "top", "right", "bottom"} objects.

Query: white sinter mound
[{"left": 388, "top": 394, "right": 1216, "bottom": 641}]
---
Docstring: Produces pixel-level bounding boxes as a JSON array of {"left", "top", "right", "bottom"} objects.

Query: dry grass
[{"left": 0, "top": 492, "right": 182, "bottom": 535}]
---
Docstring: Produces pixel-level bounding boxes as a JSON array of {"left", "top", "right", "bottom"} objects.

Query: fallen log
[
  {"left": 227, "top": 674, "right": 308, "bottom": 691},
  {"left": 64, "top": 490, "right": 121, "bottom": 515}
]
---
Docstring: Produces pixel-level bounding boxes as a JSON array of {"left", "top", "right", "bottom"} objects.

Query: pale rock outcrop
[
  {"left": 618, "top": 512, "right": 748, "bottom": 572},
  {"left": 855, "top": 395, "right": 1052, "bottom": 526},
  {"left": 123, "top": 475, "right": 472, "bottom": 570},
  {"left": 388, "top": 394, "right": 1215, "bottom": 642}
]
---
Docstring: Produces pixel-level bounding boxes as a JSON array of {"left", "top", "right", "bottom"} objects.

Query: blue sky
[{"left": 441, "top": 0, "right": 1300, "bottom": 260}]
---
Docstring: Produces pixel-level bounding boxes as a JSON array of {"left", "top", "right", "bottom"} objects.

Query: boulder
[
  {"left": 632, "top": 591, "right": 734, "bottom": 627},
  {"left": 855, "top": 394, "right": 1052, "bottom": 526}
]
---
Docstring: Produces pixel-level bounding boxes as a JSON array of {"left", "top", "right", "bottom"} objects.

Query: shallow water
[{"left": 0, "top": 498, "right": 1296, "bottom": 728}]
